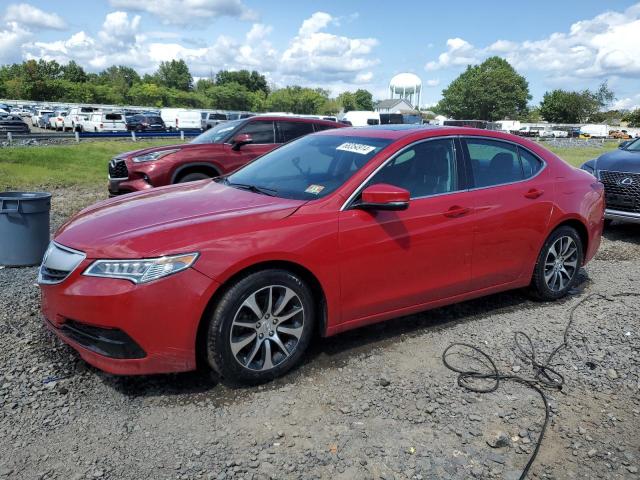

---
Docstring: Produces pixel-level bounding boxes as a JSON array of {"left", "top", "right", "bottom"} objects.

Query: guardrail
[{"left": 4, "top": 129, "right": 202, "bottom": 145}]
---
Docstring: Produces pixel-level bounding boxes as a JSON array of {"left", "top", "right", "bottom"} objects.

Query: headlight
[
  {"left": 132, "top": 149, "right": 180, "bottom": 163},
  {"left": 83, "top": 253, "right": 199, "bottom": 284}
]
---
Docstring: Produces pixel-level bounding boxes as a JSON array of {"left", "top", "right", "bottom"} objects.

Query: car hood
[
  {"left": 594, "top": 149, "right": 640, "bottom": 173},
  {"left": 55, "top": 180, "right": 306, "bottom": 258},
  {"left": 120, "top": 142, "right": 222, "bottom": 160}
]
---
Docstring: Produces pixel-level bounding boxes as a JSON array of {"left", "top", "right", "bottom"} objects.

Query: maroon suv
[{"left": 108, "top": 115, "right": 344, "bottom": 195}]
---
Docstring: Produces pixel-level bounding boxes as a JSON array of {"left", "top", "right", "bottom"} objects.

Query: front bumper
[
  {"left": 108, "top": 177, "right": 152, "bottom": 196},
  {"left": 40, "top": 260, "right": 220, "bottom": 375},
  {"left": 605, "top": 208, "right": 640, "bottom": 224}
]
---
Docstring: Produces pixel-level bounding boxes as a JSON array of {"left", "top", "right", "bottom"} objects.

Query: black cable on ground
[{"left": 442, "top": 292, "right": 640, "bottom": 480}]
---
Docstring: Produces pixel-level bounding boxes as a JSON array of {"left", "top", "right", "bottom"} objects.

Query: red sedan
[
  {"left": 39, "top": 125, "right": 604, "bottom": 383},
  {"left": 108, "top": 115, "right": 343, "bottom": 196}
]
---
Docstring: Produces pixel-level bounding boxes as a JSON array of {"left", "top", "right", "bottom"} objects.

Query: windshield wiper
[{"left": 223, "top": 179, "right": 278, "bottom": 197}]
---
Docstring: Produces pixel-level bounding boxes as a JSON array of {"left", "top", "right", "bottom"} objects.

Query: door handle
[
  {"left": 443, "top": 205, "right": 471, "bottom": 218},
  {"left": 524, "top": 188, "right": 544, "bottom": 199}
]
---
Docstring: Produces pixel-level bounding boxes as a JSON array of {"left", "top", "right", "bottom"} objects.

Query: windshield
[
  {"left": 624, "top": 138, "right": 640, "bottom": 152},
  {"left": 225, "top": 134, "right": 392, "bottom": 200},
  {"left": 190, "top": 119, "right": 242, "bottom": 144}
]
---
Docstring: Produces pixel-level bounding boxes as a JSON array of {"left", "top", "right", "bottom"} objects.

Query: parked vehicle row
[{"left": 40, "top": 123, "right": 606, "bottom": 384}]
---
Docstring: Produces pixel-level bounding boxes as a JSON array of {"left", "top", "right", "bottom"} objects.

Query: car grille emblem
[{"left": 619, "top": 177, "right": 634, "bottom": 186}]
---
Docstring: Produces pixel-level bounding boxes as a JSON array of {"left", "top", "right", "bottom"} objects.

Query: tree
[
  {"left": 266, "top": 86, "right": 329, "bottom": 114},
  {"left": 337, "top": 91, "right": 356, "bottom": 113},
  {"left": 62, "top": 61, "right": 87, "bottom": 83},
  {"left": 437, "top": 56, "right": 530, "bottom": 121},
  {"left": 353, "top": 89, "right": 373, "bottom": 110},
  {"left": 539, "top": 82, "right": 617, "bottom": 123},
  {"left": 215, "top": 70, "right": 269, "bottom": 94},
  {"left": 623, "top": 109, "right": 640, "bottom": 128},
  {"left": 154, "top": 60, "right": 193, "bottom": 91}
]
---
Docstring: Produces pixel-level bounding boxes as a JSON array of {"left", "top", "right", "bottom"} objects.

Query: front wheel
[
  {"left": 206, "top": 269, "right": 315, "bottom": 384},
  {"left": 530, "top": 226, "right": 583, "bottom": 300},
  {"left": 178, "top": 172, "right": 211, "bottom": 183}
]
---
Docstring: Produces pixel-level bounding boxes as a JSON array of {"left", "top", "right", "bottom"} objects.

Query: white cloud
[
  {"left": 426, "top": 79, "right": 440, "bottom": 87},
  {"left": 280, "top": 12, "right": 379, "bottom": 84},
  {"left": 0, "top": 21, "right": 31, "bottom": 64},
  {"left": 425, "top": 3, "right": 640, "bottom": 79},
  {"left": 17, "top": 9, "right": 378, "bottom": 95},
  {"left": 107, "top": 0, "right": 257, "bottom": 25},
  {"left": 611, "top": 94, "right": 640, "bottom": 111},
  {"left": 4, "top": 3, "right": 67, "bottom": 30}
]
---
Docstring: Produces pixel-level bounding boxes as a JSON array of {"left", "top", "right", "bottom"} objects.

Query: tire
[
  {"left": 530, "top": 226, "right": 583, "bottom": 300},
  {"left": 206, "top": 269, "right": 315, "bottom": 384},
  {"left": 178, "top": 172, "right": 211, "bottom": 183}
]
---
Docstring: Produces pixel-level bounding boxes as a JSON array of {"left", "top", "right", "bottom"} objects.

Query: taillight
[
  {"left": 175, "top": 118, "right": 179, "bottom": 127},
  {"left": 100, "top": 123, "right": 104, "bottom": 128}
]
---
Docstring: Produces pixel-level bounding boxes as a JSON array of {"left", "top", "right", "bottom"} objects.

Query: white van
[
  {"left": 161, "top": 108, "right": 202, "bottom": 130},
  {"left": 579, "top": 124, "right": 609, "bottom": 138},
  {"left": 341, "top": 111, "right": 380, "bottom": 127},
  {"left": 81, "top": 112, "right": 127, "bottom": 132}
]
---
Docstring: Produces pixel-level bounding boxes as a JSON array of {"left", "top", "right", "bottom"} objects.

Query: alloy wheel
[
  {"left": 229, "top": 285, "right": 305, "bottom": 371},
  {"left": 544, "top": 236, "right": 578, "bottom": 292}
]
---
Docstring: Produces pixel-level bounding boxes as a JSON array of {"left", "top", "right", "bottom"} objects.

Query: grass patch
[
  {"left": 0, "top": 139, "right": 185, "bottom": 190},
  {"left": 544, "top": 142, "right": 618, "bottom": 167}
]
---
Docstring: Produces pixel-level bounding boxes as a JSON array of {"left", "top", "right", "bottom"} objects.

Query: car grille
[
  {"left": 599, "top": 170, "right": 640, "bottom": 213},
  {"left": 38, "top": 242, "right": 86, "bottom": 285},
  {"left": 108, "top": 158, "right": 129, "bottom": 179}
]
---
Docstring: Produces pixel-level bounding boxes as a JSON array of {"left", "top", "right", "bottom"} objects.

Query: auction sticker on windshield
[
  {"left": 336, "top": 142, "right": 376, "bottom": 155},
  {"left": 305, "top": 184, "right": 325, "bottom": 195}
]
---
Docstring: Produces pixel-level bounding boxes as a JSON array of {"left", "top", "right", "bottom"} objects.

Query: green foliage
[
  {"left": 539, "top": 82, "right": 616, "bottom": 123},
  {"left": 215, "top": 70, "right": 269, "bottom": 94},
  {"left": 623, "top": 109, "right": 640, "bottom": 127},
  {"left": 438, "top": 57, "right": 531, "bottom": 121},
  {"left": 153, "top": 60, "right": 193, "bottom": 91},
  {"left": 0, "top": 60, "right": 373, "bottom": 115},
  {"left": 265, "top": 86, "right": 329, "bottom": 114}
]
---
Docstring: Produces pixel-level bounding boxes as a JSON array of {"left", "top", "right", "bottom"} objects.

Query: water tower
[{"left": 389, "top": 73, "right": 422, "bottom": 109}]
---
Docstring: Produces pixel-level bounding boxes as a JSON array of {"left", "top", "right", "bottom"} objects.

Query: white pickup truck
[{"left": 80, "top": 112, "right": 127, "bottom": 132}]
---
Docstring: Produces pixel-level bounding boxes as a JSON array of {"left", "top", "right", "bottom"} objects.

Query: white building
[{"left": 374, "top": 98, "right": 415, "bottom": 113}]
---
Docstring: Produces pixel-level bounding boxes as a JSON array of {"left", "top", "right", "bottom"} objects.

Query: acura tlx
[{"left": 39, "top": 125, "right": 604, "bottom": 383}]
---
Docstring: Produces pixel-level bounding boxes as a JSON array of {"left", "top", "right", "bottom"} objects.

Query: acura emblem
[{"left": 619, "top": 177, "right": 634, "bottom": 186}]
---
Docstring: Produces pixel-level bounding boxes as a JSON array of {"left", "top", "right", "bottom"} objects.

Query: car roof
[
  {"left": 314, "top": 124, "right": 527, "bottom": 141},
  {"left": 248, "top": 115, "right": 342, "bottom": 125}
]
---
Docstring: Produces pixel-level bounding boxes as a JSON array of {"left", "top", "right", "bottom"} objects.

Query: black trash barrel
[{"left": 0, "top": 192, "right": 52, "bottom": 266}]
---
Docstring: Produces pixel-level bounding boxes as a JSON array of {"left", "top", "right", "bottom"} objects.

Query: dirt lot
[{"left": 1, "top": 186, "right": 639, "bottom": 480}]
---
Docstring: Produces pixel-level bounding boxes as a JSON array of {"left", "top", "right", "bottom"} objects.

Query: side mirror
[
  {"left": 354, "top": 183, "right": 410, "bottom": 211},
  {"left": 231, "top": 133, "right": 253, "bottom": 150}
]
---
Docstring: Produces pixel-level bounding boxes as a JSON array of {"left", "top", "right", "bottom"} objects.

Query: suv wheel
[
  {"left": 530, "top": 226, "right": 583, "bottom": 300},
  {"left": 206, "top": 269, "right": 315, "bottom": 384},
  {"left": 178, "top": 172, "right": 211, "bottom": 183}
]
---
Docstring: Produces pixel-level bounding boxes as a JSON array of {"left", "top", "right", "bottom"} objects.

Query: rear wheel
[
  {"left": 530, "top": 226, "right": 583, "bottom": 300},
  {"left": 206, "top": 269, "right": 315, "bottom": 384}
]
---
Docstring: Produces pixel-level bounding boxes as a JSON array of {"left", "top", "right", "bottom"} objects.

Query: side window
[
  {"left": 237, "top": 121, "right": 275, "bottom": 144},
  {"left": 314, "top": 123, "right": 336, "bottom": 132},
  {"left": 367, "top": 139, "right": 458, "bottom": 198},
  {"left": 465, "top": 138, "right": 522, "bottom": 188},
  {"left": 518, "top": 147, "right": 544, "bottom": 178},
  {"left": 277, "top": 121, "right": 314, "bottom": 143}
]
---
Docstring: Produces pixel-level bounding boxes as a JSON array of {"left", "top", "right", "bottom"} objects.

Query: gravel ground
[{"left": 1, "top": 187, "right": 639, "bottom": 480}]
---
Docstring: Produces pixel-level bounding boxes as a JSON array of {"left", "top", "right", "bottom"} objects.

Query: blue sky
[{"left": 2, "top": 1, "right": 639, "bottom": 109}]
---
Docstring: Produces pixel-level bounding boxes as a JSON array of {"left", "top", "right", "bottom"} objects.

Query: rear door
[
  {"left": 227, "top": 120, "right": 277, "bottom": 170},
  {"left": 461, "top": 137, "right": 553, "bottom": 290}
]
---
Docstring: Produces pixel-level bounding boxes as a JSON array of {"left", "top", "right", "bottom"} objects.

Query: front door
[
  {"left": 227, "top": 120, "right": 279, "bottom": 171},
  {"left": 338, "top": 138, "right": 474, "bottom": 323}
]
